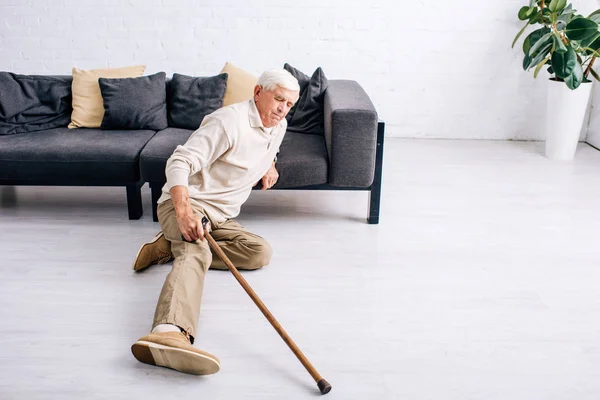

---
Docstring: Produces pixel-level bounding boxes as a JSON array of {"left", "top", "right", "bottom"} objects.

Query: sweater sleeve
[{"left": 165, "top": 117, "right": 230, "bottom": 190}]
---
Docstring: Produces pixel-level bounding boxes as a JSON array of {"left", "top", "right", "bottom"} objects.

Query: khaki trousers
[{"left": 152, "top": 199, "right": 272, "bottom": 343}]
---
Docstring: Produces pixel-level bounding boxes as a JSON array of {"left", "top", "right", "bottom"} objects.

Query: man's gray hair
[{"left": 257, "top": 69, "right": 300, "bottom": 92}]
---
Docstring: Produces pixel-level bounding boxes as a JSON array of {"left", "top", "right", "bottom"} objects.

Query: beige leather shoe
[
  {"left": 132, "top": 232, "right": 172, "bottom": 272},
  {"left": 131, "top": 331, "right": 220, "bottom": 375}
]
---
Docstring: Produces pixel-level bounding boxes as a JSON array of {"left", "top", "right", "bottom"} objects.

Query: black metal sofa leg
[
  {"left": 126, "top": 182, "right": 144, "bottom": 220},
  {"left": 150, "top": 181, "right": 163, "bottom": 222},
  {"left": 368, "top": 186, "right": 381, "bottom": 224},
  {"left": 368, "top": 121, "right": 385, "bottom": 225}
]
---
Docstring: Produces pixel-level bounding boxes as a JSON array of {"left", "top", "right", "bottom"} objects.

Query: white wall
[{"left": 1, "top": 0, "right": 600, "bottom": 140}]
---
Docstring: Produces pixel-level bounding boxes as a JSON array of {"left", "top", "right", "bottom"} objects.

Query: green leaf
[
  {"left": 527, "top": 43, "right": 553, "bottom": 70},
  {"left": 558, "top": 15, "right": 576, "bottom": 25},
  {"left": 557, "top": 5, "right": 575, "bottom": 24},
  {"left": 523, "top": 54, "right": 532, "bottom": 71},
  {"left": 553, "top": 31, "right": 568, "bottom": 53},
  {"left": 589, "top": 66, "right": 600, "bottom": 81},
  {"left": 534, "top": 55, "right": 551, "bottom": 78},
  {"left": 512, "top": 21, "right": 531, "bottom": 49},
  {"left": 583, "top": 46, "right": 600, "bottom": 57},
  {"left": 530, "top": 12, "right": 543, "bottom": 24},
  {"left": 523, "top": 27, "right": 551, "bottom": 54},
  {"left": 552, "top": 46, "right": 578, "bottom": 78},
  {"left": 528, "top": 32, "right": 553, "bottom": 57},
  {"left": 565, "top": 61, "right": 584, "bottom": 89},
  {"left": 547, "top": 65, "right": 555, "bottom": 74},
  {"left": 580, "top": 32, "right": 600, "bottom": 54},
  {"left": 591, "top": 36, "right": 600, "bottom": 51},
  {"left": 519, "top": 6, "right": 532, "bottom": 20},
  {"left": 519, "top": 6, "right": 537, "bottom": 21},
  {"left": 560, "top": 3, "right": 575, "bottom": 16},
  {"left": 590, "top": 12, "right": 600, "bottom": 24},
  {"left": 565, "top": 18, "right": 599, "bottom": 41},
  {"left": 549, "top": 0, "right": 567, "bottom": 13},
  {"left": 580, "top": 31, "right": 600, "bottom": 46}
]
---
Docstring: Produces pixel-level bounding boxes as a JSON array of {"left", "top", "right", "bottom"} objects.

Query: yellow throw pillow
[
  {"left": 69, "top": 65, "right": 146, "bottom": 129},
  {"left": 220, "top": 62, "right": 258, "bottom": 107}
]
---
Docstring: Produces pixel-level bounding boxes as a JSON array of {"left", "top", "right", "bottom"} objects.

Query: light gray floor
[{"left": 2, "top": 139, "right": 600, "bottom": 400}]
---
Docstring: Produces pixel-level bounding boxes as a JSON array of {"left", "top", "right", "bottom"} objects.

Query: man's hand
[
  {"left": 171, "top": 185, "right": 211, "bottom": 242},
  {"left": 260, "top": 162, "right": 278, "bottom": 190},
  {"left": 177, "top": 212, "right": 211, "bottom": 242}
]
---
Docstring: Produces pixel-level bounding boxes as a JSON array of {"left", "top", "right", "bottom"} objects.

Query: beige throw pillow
[
  {"left": 220, "top": 62, "right": 258, "bottom": 107},
  {"left": 69, "top": 65, "right": 146, "bottom": 129}
]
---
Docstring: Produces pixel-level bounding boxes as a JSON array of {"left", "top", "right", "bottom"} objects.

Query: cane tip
[{"left": 317, "top": 379, "right": 332, "bottom": 394}]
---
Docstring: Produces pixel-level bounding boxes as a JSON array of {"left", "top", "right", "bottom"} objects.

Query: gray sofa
[{"left": 0, "top": 72, "right": 384, "bottom": 224}]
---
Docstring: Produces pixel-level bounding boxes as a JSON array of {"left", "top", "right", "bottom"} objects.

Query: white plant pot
[{"left": 545, "top": 79, "right": 593, "bottom": 160}]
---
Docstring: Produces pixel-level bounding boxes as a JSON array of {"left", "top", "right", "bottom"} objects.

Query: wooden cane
[{"left": 192, "top": 216, "right": 332, "bottom": 395}]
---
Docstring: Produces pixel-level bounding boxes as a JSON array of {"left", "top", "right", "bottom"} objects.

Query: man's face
[{"left": 254, "top": 85, "right": 299, "bottom": 128}]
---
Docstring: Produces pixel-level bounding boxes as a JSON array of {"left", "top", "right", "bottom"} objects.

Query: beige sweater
[{"left": 157, "top": 99, "right": 287, "bottom": 223}]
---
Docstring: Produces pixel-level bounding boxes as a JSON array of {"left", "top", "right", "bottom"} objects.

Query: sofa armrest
[{"left": 324, "top": 80, "right": 378, "bottom": 187}]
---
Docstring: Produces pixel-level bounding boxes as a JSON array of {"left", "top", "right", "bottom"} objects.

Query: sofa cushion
[
  {"left": 0, "top": 73, "right": 72, "bottom": 135},
  {"left": 0, "top": 127, "right": 156, "bottom": 182},
  {"left": 272, "top": 131, "right": 328, "bottom": 188},
  {"left": 140, "top": 127, "right": 194, "bottom": 182},
  {"left": 168, "top": 73, "right": 228, "bottom": 130},
  {"left": 283, "top": 64, "right": 328, "bottom": 135},
  {"left": 99, "top": 72, "right": 168, "bottom": 130},
  {"left": 220, "top": 62, "right": 258, "bottom": 107},
  {"left": 69, "top": 65, "right": 146, "bottom": 129}
]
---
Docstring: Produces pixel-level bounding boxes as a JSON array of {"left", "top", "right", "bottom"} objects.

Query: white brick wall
[{"left": 1, "top": 0, "right": 600, "bottom": 140}]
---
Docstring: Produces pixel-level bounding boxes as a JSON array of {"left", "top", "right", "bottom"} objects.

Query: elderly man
[{"left": 131, "top": 69, "right": 300, "bottom": 375}]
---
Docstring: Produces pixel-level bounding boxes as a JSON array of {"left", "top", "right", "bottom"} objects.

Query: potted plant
[{"left": 513, "top": 0, "right": 600, "bottom": 160}]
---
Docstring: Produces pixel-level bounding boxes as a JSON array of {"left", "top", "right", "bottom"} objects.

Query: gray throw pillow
[
  {"left": 99, "top": 72, "right": 167, "bottom": 130},
  {"left": 168, "top": 73, "right": 228, "bottom": 130},
  {"left": 0, "top": 72, "right": 72, "bottom": 135},
  {"left": 283, "top": 63, "right": 328, "bottom": 135}
]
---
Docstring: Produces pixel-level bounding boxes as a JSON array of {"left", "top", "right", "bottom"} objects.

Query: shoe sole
[
  {"left": 132, "top": 233, "right": 164, "bottom": 271},
  {"left": 131, "top": 340, "right": 220, "bottom": 375}
]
